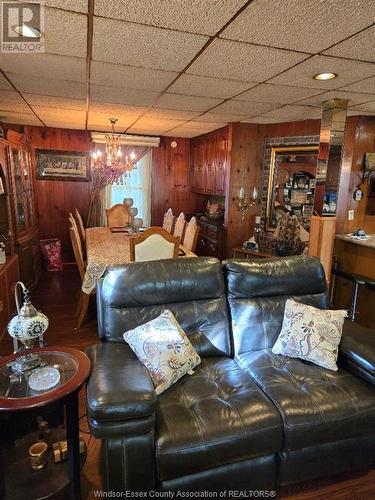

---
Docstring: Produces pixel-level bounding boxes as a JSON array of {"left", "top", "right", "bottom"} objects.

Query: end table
[{"left": 0, "top": 347, "right": 91, "bottom": 500}]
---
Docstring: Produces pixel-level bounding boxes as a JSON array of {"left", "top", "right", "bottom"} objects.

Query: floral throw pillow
[
  {"left": 123, "top": 310, "right": 201, "bottom": 395},
  {"left": 272, "top": 299, "right": 347, "bottom": 371}
]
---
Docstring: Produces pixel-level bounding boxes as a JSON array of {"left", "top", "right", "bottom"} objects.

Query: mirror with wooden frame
[{"left": 266, "top": 146, "right": 319, "bottom": 231}]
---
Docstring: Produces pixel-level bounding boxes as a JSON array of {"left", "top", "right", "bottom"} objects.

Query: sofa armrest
[
  {"left": 339, "top": 320, "right": 375, "bottom": 385},
  {"left": 86, "top": 342, "right": 157, "bottom": 435}
]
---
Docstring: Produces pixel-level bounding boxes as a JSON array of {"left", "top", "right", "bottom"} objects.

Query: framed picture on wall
[{"left": 36, "top": 150, "right": 91, "bottom": 181}]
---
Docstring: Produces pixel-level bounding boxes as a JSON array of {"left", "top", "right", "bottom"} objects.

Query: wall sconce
[{"left": 238, "top": 186, "right": 259, "bottom": 220}]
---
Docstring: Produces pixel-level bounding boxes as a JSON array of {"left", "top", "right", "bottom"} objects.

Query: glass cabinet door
[
  {"left": 11, "top": 147, "right": 27, "bottom": 233},
  {"left": 20, "top": 148, "right": 35, "bottom": 227}
]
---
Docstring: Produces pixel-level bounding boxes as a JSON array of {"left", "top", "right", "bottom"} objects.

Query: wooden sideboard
[
  {"left": 195, "top": 218, "right": 225, "bottom": 260},
  {"left": 0, "top": 255, "right": 19, "bottom": 340}
]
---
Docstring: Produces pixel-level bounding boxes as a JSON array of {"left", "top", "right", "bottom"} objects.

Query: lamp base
[{"left": 10, "top": 352, "right": 41, "bottom": 374}]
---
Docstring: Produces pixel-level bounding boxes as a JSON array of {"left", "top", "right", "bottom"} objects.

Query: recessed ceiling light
[
  {"left": 14, "top": 25, "right": 41, "bottom": 38},
  {"left": 313, "top": 72, "right": 337, "bottom": 81}
]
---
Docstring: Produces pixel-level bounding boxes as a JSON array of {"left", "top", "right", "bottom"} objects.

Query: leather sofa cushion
[
  {"left": 97, "top": 257, "right": 232, "bottom": 357},
  {"left": 224, "top": 256, "right": 327, "bottom": 299},
  {"left": 237, "top": 349, "right": 375, "bottom": 451},
  {"left": 156, "top": 357, "right": 283, "bottom": 481},
  {"left": 224, "top": 257, "right": 330, "bottom": 356},
  {"left": 86, "top": 343, "right": 156, "bottom": 423}
]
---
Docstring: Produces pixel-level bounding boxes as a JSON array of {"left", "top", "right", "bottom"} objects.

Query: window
[{"left": 108, "top": 150, "right": 152, "bottom": 227}]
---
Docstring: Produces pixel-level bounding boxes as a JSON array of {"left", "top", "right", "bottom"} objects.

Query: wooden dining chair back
[
  {"left": 162, "top": 208, "right": 175, "bottom": 234},
  {"left": 69, "top": 222, "right": 85, "bottom": 281},
  {"left": 106, "top": 203, "right": 131, "bottom": 227},
  {"left": 129, "top": 227, "right": 180, "bottom": 262},
  {"left": 173, "top": 212, "right": 187, "bottom": 240},
  {"left": 183, "top": 216, "right": 199, "bottom": 253},
  {"left": 75, "top": 208, "right": 86, "bottom": 243}
]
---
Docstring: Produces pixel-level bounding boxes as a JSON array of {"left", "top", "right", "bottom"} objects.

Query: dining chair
[
  {"left": 173, "top": 212, "right": 187, "bottom": 241},
  {"left": 162, "top": 208, "right": 175, "bottom": 234},
  {"left": 106, "top": 203, "right": 131, "bottom": 227},
  {"left": 75, "top": 208, "right": 86, "bottom": 243},
  {"left": 69, "top": 221, "right": 93, "bottom": 330},
  {"left": 129, "top": 227, "right": 180, "bottom": 262},
  {"left": 182, "top": 216, "right": 199, "bottom": 253}
]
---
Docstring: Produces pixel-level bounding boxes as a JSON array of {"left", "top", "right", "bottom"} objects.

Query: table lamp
[{"left": 7, "top": 281, "right": 49, "bottom": 373}]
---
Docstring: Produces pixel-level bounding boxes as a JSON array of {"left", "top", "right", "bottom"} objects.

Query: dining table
[{"left": 82, "top": 227, "right": 197, "bottom": 294}]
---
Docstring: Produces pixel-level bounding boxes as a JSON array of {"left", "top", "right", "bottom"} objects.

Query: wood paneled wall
[
  {"left": 151, "top": 136, "right": 196, "bottom": 226},
  {"left": 223, "top": 119, "right": 321, "bottom": 256},
  {"left": 337, "top": 116, "right": 375, "bottom": 234},
  {"left": 27, "top": 127, "right": 92, "bottom": 262},
  {"left": 224, "top": 122, "right": 264, "bottom": 255}
]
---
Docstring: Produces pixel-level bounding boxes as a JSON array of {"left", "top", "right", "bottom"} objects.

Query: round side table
[{"left": 0, "top": 347, "right": 91, "bottom": 500}]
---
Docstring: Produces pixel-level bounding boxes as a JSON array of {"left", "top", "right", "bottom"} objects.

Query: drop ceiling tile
[
  {"left": 241, "top": 117, "right": 285, "bottom": 124},
  {"left": 0, "top": 74, "right": 11, "bottom": 90},
  {"left": 235, "top": 83, "right": 323, "bottom": 104},
  {"left": 323, "top": 25, "right": 375, "bottom": 63},
  {"left": 168, "top": 74, "right": 256, "bottom": 99},
  {"left": 155, "top": 93, "right": 221, "bottom": 112},
  {"left": 221, "top": 0, "right": 375, "bottom": 53},
  {"left": 163, "top": 127, "right": 212, "bottom": 138},
  {"left": 269, "top": 55, "right": 375, "bottom": 89},
  {"left": 94, "top": 0, "right": 247, "bottom": 35},
  {"left": 347, "top": 109, "right": 375, "bottom": 116},
  {"left": 0, "top": 111, "right": 43, "bottom": 126},
  {"left": 45, "top": 0, "right": 87, "bottom": 12},
  {"left": 34, "top": 107, "right": 86, "bottom": 122},
  {"left": 92, "top": 18, "right": 208, "bottom": 71},
  {"left": 212, "top": 100, "right": 279, "bottom": 116},
  {"left": 44, "top": 121, "right": 85, "bottom": 130},
  {"left": 126, "top": 125, "right": 169, "bottom": 135},
  {"left": 89, "top": 102, "right": 147, "bottom": 117},
  {"left": 0, "top": 91, "right": 30, "bottom": 113},
  {"left": 144, "top": 108, "right": 201, "bottom": 120},
  {"left": 91, "top": 84, "right": 159, "bottom": 106},
  {"left": 45, "top": 8, "right": 87, "bottom": 58},
  {"left": 88, "top": 113, "right": 137, "bottom": 131},
  {"left": 0, "top": 54, "right": 86, "bottom": 82},
  {"left": 349, "top": 101, "right": 375, "bottom": 113},
  {"left": 7, "top": 74, "right": 86, "bottom": 99},
  {"left": 187, "top": 39, "right": 309, "bottom": 82},
  {"left": 131, "top": 117, "right": 185, "bottom": 130},
  {"left": 178, "top": 120, "right": 227, "bottom": 130},
  {"left": 91, "top": 61, "right": 178, "bottom": 92},
  {"left": 198, "top": 112, "right": 246, "bottom": 122},
  {"left": 259, "top": 105, "right": 323, "bottom": 121},
  {"left": 297, "top": 90, "right": 375, "bottom": 107},
  {"left": 24, "top": 94, "right": 86, "bottom": 110},
  {"left": 338, "top": 76, "right": 375, "bottom": 94}
]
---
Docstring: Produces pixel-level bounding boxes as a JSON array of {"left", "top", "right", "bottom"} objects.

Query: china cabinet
[{"left": 2, "top": 130, "right": 40, "bottom": 289}]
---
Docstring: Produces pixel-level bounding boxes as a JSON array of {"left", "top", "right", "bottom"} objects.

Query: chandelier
[{"left": 92, "top": 118, "right": 137, "bottom": 184}]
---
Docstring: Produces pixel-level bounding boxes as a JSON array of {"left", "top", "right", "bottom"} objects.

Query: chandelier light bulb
[{"left": 91, "top": 118, "right": 138, "bottom": 184}]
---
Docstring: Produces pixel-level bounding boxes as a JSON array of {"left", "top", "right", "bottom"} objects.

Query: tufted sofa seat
[
  {"left": 156, "top": 357, "right": 282, "bottom": 489},
  {"left": 86, "top": 256, "right": 375, "bottom": 493}
]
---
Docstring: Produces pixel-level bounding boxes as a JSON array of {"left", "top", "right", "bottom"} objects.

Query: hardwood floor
[{"left": 1, "top": 267, "right": 374, "bottom": 500}]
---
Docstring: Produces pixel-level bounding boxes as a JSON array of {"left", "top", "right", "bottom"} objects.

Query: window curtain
[
  {"left": 104, "top": 150, "right": 152, "bottom": 227},
  {"left": 87, "top": 146, "right": 149, "bottom": 227}
]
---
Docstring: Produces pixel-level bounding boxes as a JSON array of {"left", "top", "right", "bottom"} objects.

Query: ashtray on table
[{"left": 28, "top": 366, "right": 61, "bottom": 391}]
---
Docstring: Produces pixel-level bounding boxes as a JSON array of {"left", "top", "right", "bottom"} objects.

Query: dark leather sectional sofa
[{"left": 86, "top": 256, "right": 375, "bottom": 493}]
